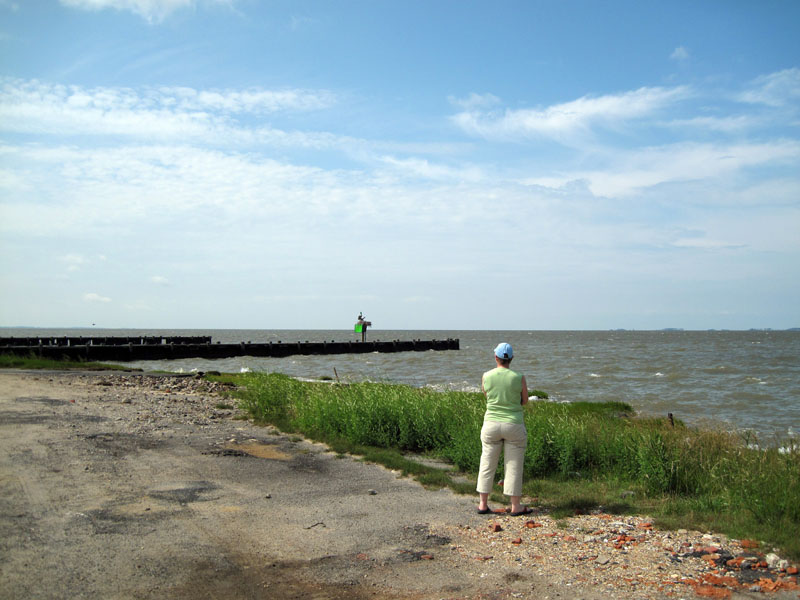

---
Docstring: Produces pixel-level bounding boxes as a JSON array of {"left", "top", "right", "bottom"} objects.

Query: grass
[
  {"left": 0, "top": 353, "right": 134, "bottom": 371},
  {"left": 233, "top": 372, "right": 800, "bottom": 560}
]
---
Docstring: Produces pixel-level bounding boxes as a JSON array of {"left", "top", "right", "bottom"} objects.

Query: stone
[
  {"left": 584, "top": 535, "right": 600, "bottom": 543},
  {"left": 766, "top": 553, "right": 781, "bottom": 568}
]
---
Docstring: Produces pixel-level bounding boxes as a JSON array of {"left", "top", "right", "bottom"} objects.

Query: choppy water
[{"left": 5, "top": 328, "right": 799, "bottom": 441}]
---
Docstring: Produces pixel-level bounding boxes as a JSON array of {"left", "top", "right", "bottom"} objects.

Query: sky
[{"left": 1, "top": 0, "right": 799, "bottom": 331}]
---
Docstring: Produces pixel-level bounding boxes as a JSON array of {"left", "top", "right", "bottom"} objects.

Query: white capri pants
[{"left": 476, "top": 421, "right": 527, "bottom": 497}]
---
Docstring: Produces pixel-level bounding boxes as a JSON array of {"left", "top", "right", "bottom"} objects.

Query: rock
[
  {"left": 368, "top": 489, "right": 377, "bottom": 495},
  {"left": 595, "top": 555, "right": 610, "bottom": 565},
  {"left": 766, "top": 552, "right": 781, "bottom": 568},
  {"left": 584, "top": 535, "right": 600, "bottom": 543}
]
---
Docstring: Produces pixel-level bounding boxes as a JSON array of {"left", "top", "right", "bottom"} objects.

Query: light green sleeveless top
[{"left": 482, "top": 367, "right": 524, "bottom": 424}]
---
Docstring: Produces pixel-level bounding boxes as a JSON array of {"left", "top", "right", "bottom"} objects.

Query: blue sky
[{"left": 1, "top": 0, "right": 798, "bottom": 330}]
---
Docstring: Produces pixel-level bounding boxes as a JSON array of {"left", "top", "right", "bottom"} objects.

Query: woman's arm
[{"left": 520, "top": 375, "right": 529, "bottom": 406}]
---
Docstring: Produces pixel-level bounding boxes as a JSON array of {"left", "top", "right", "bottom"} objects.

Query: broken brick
[{"left": 524, "top": 521, "right": 542, "bottom": 528}]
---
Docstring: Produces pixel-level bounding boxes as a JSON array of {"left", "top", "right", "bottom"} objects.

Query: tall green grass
[
  {"left": 236, "top": 372, "right": 800, "bottom": 559},
  {"left": 0, "top": 353, "right": 132, "bottom": 371}
]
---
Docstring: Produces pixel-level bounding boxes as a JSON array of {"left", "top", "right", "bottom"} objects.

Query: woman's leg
[
  {"left": 476, "top": 421, "right": 503, "bottom": 507},
  {"left": 501, "top": 423, "right": 527, "bottom": 511}
]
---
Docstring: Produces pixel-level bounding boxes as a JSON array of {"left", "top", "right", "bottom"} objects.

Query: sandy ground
[{"left": 1, "top": 371, "right": 797, "bottom": 600}]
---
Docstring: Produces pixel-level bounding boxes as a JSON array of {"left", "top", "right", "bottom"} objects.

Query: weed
[
  {"left": 0, "top": 353, "right": 133, "bottom": 371},
  {"left": 234, "top": 372, "right": 800, "bottom": 560}
]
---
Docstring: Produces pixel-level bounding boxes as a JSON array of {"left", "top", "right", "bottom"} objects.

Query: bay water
[{"left": 5, "top": 328, "right": 798, "bottom": 442}]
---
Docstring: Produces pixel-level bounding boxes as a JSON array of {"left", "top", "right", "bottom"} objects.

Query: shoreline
[{"left": 2, "top": 370, "right": 798, "bottom": 599}]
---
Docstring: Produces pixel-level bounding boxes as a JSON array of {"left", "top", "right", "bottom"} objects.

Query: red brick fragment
[
  {"left": 638, "top": 522, "right": 653, "bottom": 529},
  {"left": 726, "top": 557, "right": 745, "bottom": 568},
  {"left": 740, "top": 539, "right": 759, "bottom": 549},
  {"left": 702, "top": 574, "right": 738, "bottom": 587},
  {"left": 524, "top": 520, "right": 542, "bottom": 528},
  {"left": 356, "top": 553, "right": 369, "bottom": 561},
  {"left": 420, "top": 554, "right": 433, "bottom": 560},
  {"left": 511, "top": 538, "right": 522, "bottom": 545},
  {"left": 489, "top": 523, "right": 502, "bottom": 532},
  {"left": 564, "top": 535, "right": 577, "bottom": 542},
  {"left": 787, "top": 566, "right": 798, "bottom": 575}
]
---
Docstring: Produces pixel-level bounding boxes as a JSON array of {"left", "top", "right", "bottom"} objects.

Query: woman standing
[{"left": 476, "top": 342, "right": 531, "bottom": 516}]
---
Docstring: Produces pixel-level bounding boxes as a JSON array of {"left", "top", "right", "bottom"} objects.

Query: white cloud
[
  {"left": 83, "top": 292, "right": 111, "bottom": 303},
  {"left": 670, "top": 46, "right": 690, "bottom": 61},
  {"left": 58, "top": 253, "right": 87, "bottom": 272},
  {"left": 451, "top": 86, "right": 689, "bottom": 142},
  {"left": 0, "top": 79, "right": 336, "bottom": 145},
  {"left": 377, "top": 155, "right": 485, "bottom": 182},
  {"left": 59, "top": 0, "right": 232, "bottom": 23},
  {"left": 448, "top": 92, "right": 501, "bottom": 110},
  {"left": 739, "top": 68, "right": 800, "bottom": 107},
  {"left": 666, "top": 115, "right": 755, "bottom": 132},
  {"left": 574, "top": 141, "right": 800, "bottom": 198},
  {"left": 151, "top": 275, "right": 169, "bottom": 285}
]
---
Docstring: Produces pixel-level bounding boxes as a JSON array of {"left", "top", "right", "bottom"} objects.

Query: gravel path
[{"left": 1, "top": 371, "right": 797, "bottom": 600}]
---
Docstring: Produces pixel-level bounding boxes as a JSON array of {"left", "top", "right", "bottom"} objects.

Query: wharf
[{"left": 1, "top": 337, "right": 459, "bottom": 362}]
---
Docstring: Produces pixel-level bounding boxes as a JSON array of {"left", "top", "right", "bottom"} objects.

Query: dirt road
[{"left": 0, "top": 371, "right": 568, "bottom": 600}]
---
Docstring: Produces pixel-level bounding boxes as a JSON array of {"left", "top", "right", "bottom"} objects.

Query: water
[{"left": 4, "top": 328, "right": 798, "bottom": 441}]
